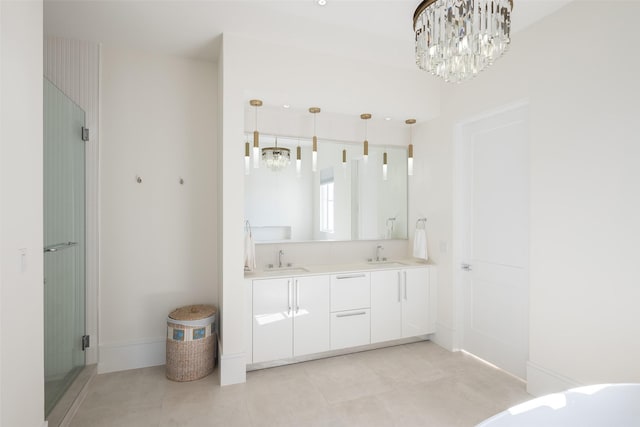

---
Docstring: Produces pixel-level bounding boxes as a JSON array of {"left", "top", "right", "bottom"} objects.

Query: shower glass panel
[{"left": 43, "top": 79, "right": 86, "bottom": 417}]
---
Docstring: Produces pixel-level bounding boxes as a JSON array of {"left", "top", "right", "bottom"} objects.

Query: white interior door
[{"left": 458, "top": 104, "right": 529, "bottom": 379}]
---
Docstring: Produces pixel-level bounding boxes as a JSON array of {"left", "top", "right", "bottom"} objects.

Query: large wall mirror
[{"left": 245, "top": 135, "right": 407, "bottom": 242}]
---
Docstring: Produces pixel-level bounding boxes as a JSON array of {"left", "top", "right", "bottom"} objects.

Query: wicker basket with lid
[{"left": 166, "top": 304, "right": 217, "bottom": 382}]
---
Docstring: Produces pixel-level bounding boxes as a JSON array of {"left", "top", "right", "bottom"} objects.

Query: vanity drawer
[
  {"left": 330, "top": 309, "right": 370, "bottom": 350},
  {"left": 330, "top": 272, "right": 370, "bottom": 311}
]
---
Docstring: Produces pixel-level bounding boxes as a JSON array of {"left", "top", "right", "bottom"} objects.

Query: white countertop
[{"left": 244, "top": 258, "right": 433, "bottom": 280}]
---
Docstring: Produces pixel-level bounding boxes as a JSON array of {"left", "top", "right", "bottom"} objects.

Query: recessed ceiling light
[
  {"left": 283, "top": 104, "right": 290, "bottom": 109},
  {"left": 317, "top": 0, "right": 327, "bottom": 6},
  {"left": 385, "top": 117, "right": 392, "bottom": 121}
]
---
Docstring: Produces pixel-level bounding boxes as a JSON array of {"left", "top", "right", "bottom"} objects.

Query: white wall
[
  {"left": 0, "top": 1, "right": 45, "bottom": 426},
  {"left": 219, "top": 34, "right": 437, "bottom": 383},
  {"left": 99, "top": 47, "right": 218, "bottom": 373},
  {"left": 417, "top": 1, "right": 640, "bottom": 394}
]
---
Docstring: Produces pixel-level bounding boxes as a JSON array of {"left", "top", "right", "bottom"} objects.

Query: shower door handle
[{"left": 44, "top": 242, "right": 78, "bottom": 253}]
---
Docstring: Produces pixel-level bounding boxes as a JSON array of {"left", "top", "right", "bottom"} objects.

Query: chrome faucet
[
  {"left": 278, "top": 249, "right": 284, "bottom": 268},
  {"left": 375, "top": 244, "right": 384, "bottom": 262}
]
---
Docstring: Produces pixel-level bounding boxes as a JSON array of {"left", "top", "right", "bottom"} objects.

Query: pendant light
[
  {"left": 296, "top": 144, "right": 302, "bottom": 178},
  {"left": 244, "top": 138, "right": 251, "bottom": 175},
  {"left": 406, "top": 119, "right": 416, "bottom": 176},
  {"left": 309, "top": 107, "right": 321, "bottom": 172},
  {"left": 262, "top": 136, "right": 291, "bottom": 172},
  {"left": 250, "top": 99, "right": 262, "bottom": 169},
  {"left": 361, "top": 113, "right": 371, "bottom": 164},
  {"left": 382, "top": 152, "right": 388, "bottom": 181}
]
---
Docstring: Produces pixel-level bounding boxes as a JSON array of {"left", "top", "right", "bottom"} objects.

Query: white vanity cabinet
[
  {"left": 371, "top": 267, "right": 432, "bottom": 344},
  {"left": 330, "top": 272, "right": 371, "bottom": 350},
  {"left": 249, "top": 264, "right": 435, "bottom": 367},
  {"left": 252, "top": 275, "right": 330, "bottom": 364}
]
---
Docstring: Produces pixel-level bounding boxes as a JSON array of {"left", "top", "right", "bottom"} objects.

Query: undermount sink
[
  {"left": 366, "top": 260, "right": 407, "bottom": 267},
  {"left": 262, "top": 266, "right": 309, "bottom": 274}
]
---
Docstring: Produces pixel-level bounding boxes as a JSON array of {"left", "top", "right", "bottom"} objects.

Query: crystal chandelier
[
  {"left": 262, "top": 137, "right": 291, "bottom": 171},
  {"left": 413, "top": 0, "right": 513, "bottom": 83}
]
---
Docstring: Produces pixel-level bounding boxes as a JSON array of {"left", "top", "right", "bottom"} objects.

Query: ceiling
[
  {"left": 45, "top": 0, "right": 574, "bottom": 69},
  {"left": 44, "top": 0, "right": 574, "bottom": 122}
]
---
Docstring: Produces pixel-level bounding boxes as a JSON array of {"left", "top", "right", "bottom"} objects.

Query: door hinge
[
  {"left": 81, "top": 127, "right": 90, "bottom": 142},
  {"left": 82, "top": 335, "right": 90, "bottom": 351}
]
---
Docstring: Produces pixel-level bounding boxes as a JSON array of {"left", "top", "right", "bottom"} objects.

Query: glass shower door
[{"left": 43, "top": 78, "right": 86, "bottom": 417}]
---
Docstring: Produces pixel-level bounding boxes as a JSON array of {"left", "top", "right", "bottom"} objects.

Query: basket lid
[{"left": 169, "top": 304, "right": 217, "bottom": 321}]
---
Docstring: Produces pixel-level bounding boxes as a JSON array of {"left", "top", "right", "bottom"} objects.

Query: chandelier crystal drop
[
  {"left": 262, "top": 138, "right": 291, "bottom": 172},
  {"left": 413, "top": 0, "right": 513, "bottom": 83}
]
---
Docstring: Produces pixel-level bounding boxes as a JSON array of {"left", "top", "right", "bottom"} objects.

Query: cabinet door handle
[
  {"left": 287, "top": 280, "right": 292, "bottom": 316},
  {"left": 397, "top": 272, "right": 401, "bottom": 303},
  {"left": 336, "top": 311, "right": 367, "bottom": 318},
  {"left": 336, "top": 274, "right": 366, "bottom": 280},
  {"left": 404, "top": 271, "right": 408, "bottom": 300},
  {"left": 295, "top": 279, "right": 300, "bottom": 313}
]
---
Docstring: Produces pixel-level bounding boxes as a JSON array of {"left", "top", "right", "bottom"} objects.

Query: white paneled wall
[{"left": 44, "top": 37, "right": 100, "bottom": 365}]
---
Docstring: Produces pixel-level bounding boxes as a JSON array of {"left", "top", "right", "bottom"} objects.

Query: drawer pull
[
  {"left": 336, "top": 274, "right": 366, "bottom": 280},
  {"left": 336, "top": 311, "right": 367, "bottom": 318}
]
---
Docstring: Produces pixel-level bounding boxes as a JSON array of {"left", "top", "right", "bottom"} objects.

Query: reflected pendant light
[
  {"left": 342, "top": 149, "right": 347, "bottom": 169},
  {"left": 244, "top": 139, "right": 251, "bottom": 175},
  {"left": 406, "top": 119, "right": 416, "bottom": 176},
  {"left": 262, "top": 136, "right": 291, "bottom": 172},
  {"left": 296, "top": 145, "right": 302, "bottom": 177},
  {"left": 382, "top": 152, "right": 388, "bottom": 181},
  {"left": 361, "top": 113, "right": 371, "bottom": 164},
  {"left": 309, "top": 107, "right": 321, "bottom": 172},
  {"left": 250, "top": 99, "right": 262, "bottom": 168},
  {"left": 413, "top": 0, "right": 513, "bottom": 83}
]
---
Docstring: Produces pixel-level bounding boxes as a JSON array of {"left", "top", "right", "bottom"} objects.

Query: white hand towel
[
  {"left": 244, "top": 229, "right": 256, "bottom": 271},
  {"left": 413, "top": 228, "right": 428, "bottom": 261}
]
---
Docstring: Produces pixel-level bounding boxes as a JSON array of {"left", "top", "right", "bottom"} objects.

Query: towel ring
[{"left": 416, "top": 218, "right": 427, "bottom": 229}]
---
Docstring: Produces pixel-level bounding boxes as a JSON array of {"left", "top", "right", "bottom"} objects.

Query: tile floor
[{"left": 68, "top": 341, "right": 532, "bottom": 427}]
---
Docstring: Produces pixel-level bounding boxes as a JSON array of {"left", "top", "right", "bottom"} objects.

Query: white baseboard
[
  {"left": 526, "top": 361, "right": 581, "bottom": 396},
  {"left": 432, "top": 322, "right": 456, "bottom": 351},
  {"left": 219, "top": 351, "right": 246, "bottom": 386},
  {"left": 42, "top": 421, "right": 49, "bottom": 427},
  {"left": 98, "top": 338, "right": 165, "bottom": 374}
]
